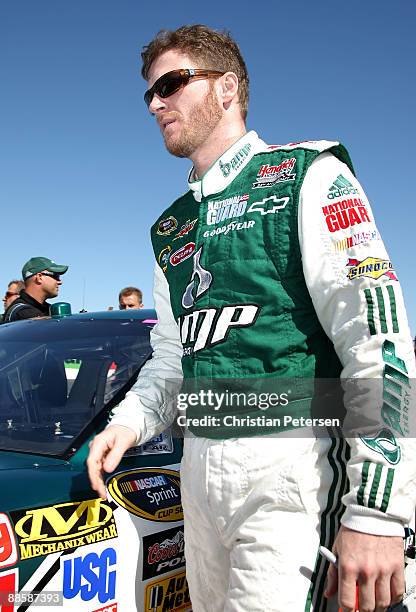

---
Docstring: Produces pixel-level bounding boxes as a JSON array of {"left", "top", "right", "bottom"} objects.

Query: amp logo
[
  {"left": 63, "top": 547, "right": 116, "bottom": 604},
  {"left": 179, "top": 246, "right": 260, "bottom": 354}
]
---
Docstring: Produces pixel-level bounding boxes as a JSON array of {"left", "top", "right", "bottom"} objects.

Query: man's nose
[{"left": 148, "top": 93, "right": 166, "bottom": 115}]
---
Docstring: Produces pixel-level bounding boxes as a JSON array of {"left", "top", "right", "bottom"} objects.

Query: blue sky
[{"left": 1, "top": 1, "right": 415, "bottom": 334}]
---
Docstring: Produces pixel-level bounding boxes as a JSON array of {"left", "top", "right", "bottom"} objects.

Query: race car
[{"left": 0, "top": 308, "right": 189, "bottom": 612}]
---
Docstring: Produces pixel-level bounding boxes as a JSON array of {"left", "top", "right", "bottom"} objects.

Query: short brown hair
[
  {"left": 8, "top": 280, "right": 24, "bottom": 292},
  {"left": 141, "top": 24, "right": 249, "bottom": 121},
  {"left": 118, "top": 286, "right": 143, "bottom": 303}
]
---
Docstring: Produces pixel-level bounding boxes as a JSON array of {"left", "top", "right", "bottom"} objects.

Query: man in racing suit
[{"left": 88, "top": 25, "right": 416, "bottom": 611}]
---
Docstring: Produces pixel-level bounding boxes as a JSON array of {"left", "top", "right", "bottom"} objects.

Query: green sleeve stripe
[
  {"left": 364, "top": 289, "right": 376, "bottom": 335},
  {"left": 357, "top": 460, "right": 370, "bottom": 506},
  {"left": 375, "top": 287, "right": 387, "bottom": 334},
  {"left": 380, "top": 468, "right": 395, "bottom": 513},
  {"left": 368, "top": 463, "right": 382, "bottom": 508},
  {"left": 386, "top": 285, "right": 399, "bottom": 333}
]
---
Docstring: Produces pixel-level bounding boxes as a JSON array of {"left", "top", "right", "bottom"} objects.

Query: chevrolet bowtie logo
[{"left": 247, "top": 195, "right": 289, "bottom": 215}]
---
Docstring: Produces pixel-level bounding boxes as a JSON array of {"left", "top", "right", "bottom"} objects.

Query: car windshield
[{"left": 0, "top": 316, "right": 154, "bottom": 456}]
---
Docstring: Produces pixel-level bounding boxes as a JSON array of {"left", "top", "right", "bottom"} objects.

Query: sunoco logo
[
  {"left": 11, "top": 498, "right": 117, "bottom": 560},
  {"left": 107, "top": 468, "right": 183, "bottom": 522},
  {"left": 346, "top": 257, "right": 397, "bottom": 281}
]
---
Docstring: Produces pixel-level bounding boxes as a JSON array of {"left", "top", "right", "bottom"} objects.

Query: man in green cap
[{"left": 2, "top": 256, "right": 68, "bottom": 323}]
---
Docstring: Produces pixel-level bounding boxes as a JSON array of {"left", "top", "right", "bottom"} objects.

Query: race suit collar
[{"left": 188, "top": 131, "right": 266, "bottom": 201}]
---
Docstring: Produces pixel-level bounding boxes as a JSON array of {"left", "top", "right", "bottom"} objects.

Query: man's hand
[
  {"left": 87, "top": 425, "right": 137, "bottom": 499},
  {"left": 324, "top": 525, "right": 405, "bottom": 612}
]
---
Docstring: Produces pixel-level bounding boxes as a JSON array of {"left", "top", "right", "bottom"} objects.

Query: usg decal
[
  {"left": 107, "top": 468, "right": 183, "bottom": 522},
  {"left": 63, "top": 547, "right": 116, "bottom": 604},
  {"left": 11, "top": 499, "right": 117, "bottom": 560},
  {"left": 145, "top": 571, "right": 190, "bottom": 612}
]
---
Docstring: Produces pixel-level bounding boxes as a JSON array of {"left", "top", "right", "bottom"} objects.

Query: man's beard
[{"left": 163, "top": 85, "right": 223, "bottom": 158}]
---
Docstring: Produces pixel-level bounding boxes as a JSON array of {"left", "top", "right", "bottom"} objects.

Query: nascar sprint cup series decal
[{"left": 107, "top": 468, "right": 183, "bottom": 522}]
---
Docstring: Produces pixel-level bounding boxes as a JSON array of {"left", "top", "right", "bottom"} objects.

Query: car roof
[{"left": 68, "top": 308, "right": 157, "bottom": 321}]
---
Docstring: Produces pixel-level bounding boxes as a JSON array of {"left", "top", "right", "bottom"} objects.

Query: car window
[{"left": 0, "top": 317, "right": 153, "bottom": 455}]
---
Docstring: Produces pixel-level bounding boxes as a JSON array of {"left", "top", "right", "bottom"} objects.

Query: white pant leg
[
  {"left": 180, "top": 436, "right": 231, "bottom": 612},
  {"left": 181, "top": 435, "right": 348, "bottom": 612}
]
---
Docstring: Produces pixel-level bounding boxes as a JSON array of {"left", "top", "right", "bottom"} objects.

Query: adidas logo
[{"left": 327, "top": 174, "right": 360, "bottom": 199}]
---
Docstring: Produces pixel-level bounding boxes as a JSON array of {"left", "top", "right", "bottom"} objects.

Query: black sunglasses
[
  {"left": 144, "top": 69, "right": 225, "bottom": 107},
  {"left": 40, "top": 272, "right": 61, "bottom": 281}
]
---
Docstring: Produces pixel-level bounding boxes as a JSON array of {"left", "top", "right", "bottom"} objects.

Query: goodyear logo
[
  {"left": 107, "top": 468, "right": 183, "bottom": 522},
  {"left": 11, "top": 498, "right": 117, "bottom": 560},
  {"left": 145, "top": 571, "right": 190, "bottom": 612},
  {"left": 346, "top": 257, "right": 397, "bottom": 281}
]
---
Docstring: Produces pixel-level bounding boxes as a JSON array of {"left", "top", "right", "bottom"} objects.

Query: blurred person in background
[
  {"left": 1, "top": 279, "right": 24, "bottom": 322},
  {"left": 118, "top": 286, "right": 143, "bottom": 310},
  {"left": 2, "top": 279, "right": 24, "bottom": 314},
  {"left": 2, "top": 257, "right": 68, "bottom": 323}
]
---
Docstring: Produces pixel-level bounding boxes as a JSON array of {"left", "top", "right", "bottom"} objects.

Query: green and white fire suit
[{"left": 110, "top": 131, "right": 416, "bottom": 611}]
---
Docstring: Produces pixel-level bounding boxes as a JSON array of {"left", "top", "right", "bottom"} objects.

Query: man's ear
[{"left": 218, "top": 72, "right": 239, "bottom": 107}]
